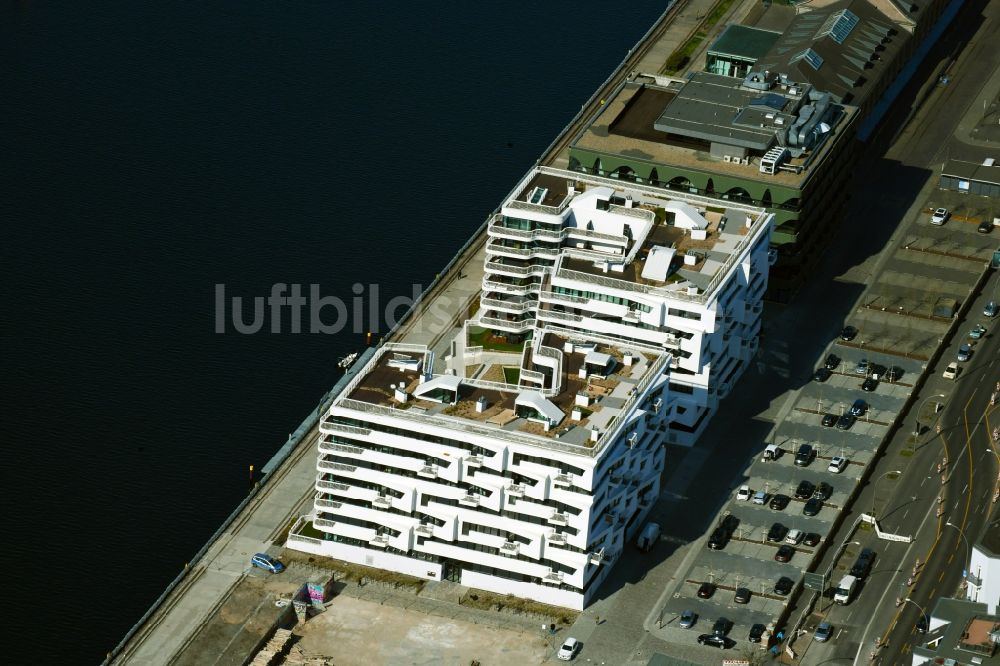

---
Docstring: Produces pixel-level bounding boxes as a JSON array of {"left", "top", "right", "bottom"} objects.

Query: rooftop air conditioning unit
[{"left": 724, "top": 155, "right": 732, "bottom": 163}]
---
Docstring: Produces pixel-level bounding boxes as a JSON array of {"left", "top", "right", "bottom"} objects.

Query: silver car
[{"left": 679, "top": 609, "right": 697, "bottom": 628}]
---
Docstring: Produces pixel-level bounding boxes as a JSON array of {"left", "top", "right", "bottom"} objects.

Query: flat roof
[
  {"left": 943, "top": 158, "right": 1000, "bottom": 187},
  {"left": 572, "top": 80, "right": 857, "bottom": 190},
  {"left": 913, "top": 597, "right": 1000, "bottom": 666},
  {"left": 708, "top": 25, "right": 781, "bottom": 61},
  {"left": 977, "top": 517, "right": 1000, "bottom": 558}
]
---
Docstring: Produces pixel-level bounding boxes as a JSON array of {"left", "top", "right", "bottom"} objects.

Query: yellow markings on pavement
[
  {"left": 948, "top": 553, "right": 954, "bottom": 563},
  {"left": 938, "top": 569, "right": 946, "bottom": 582}
]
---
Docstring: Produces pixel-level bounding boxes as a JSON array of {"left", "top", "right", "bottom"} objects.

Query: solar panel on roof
[
  {"left": 790, "top": 48, "right": 824, "bottom": 70},
  {"left": 815, "top": 10, "right": 859, "bottom": 44}
]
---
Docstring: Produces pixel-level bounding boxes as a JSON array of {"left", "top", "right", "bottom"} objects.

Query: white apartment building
[
  {"left": 289, "top": 336, "right": 673, "bottom": 609},
  {"left": 288, "top": 167, "right": 772, "bottom": 609},
  {"left": 966, "top": 519, "right": 1000, "bottom": 614},
  {"left": 478, "top": 167, "right": 774, "bottom": 445}
]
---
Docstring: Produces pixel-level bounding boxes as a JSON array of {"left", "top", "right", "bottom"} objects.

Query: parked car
[
  {"left": 712, "top": 617, "right": 731, "bottom": 636},
  {"left": 774, "top": 576, "right": 794, "bottom": 595},
  {"left": 916, "top": 614, "right": 929, "bottom": 634},
  {"left": 720, "top": 515, "right": 740, "bottom": 536},
  {"left": 985, "top": 300, "right": 998, "bottom": 318},
  {"left": 930, "top": 207, "right": 948, "bottom": 225},
  {"left": 775, "top": 545, "right": 795, "bottom": 562},
  {"left": 769, "top": 494, "right": 791, "bottom": 511},
  {"left": 795, "top": 444, "right": 814, "bottom": 466},
  {"left": 679, "top": 609, "right": 697, "bottom": 629},
  {"left": 803, "top": 497, "right": 824, "bottom": 516},
  {"left": 814, "top": 482, "right": 833, "bottom": 500},
  {"left": 749, "top": 623, "right": 767, "bottom": 643},
  {"left": 813, "top": 367, "right": 831, "bottom": 382},
  {"left": 851, "top": 548, "right": 876, "bottom": 579},
  {"left": 957, "top": 344, "right": 972, "bottom": 362},
  {"left": 822, "top": 412, "right": 837, "bottom": 427},
  {"left": 828, "top": 456, "right": 849, "bottom": 473},
  {"left": 784, "top": 529, "right": 804, "bottom": 545},
  {"left": 767, "top": 523, "right": 788, "bottom": 543},
  {"left": 840, "top": 325, "right": 858, "bottom": 341},
  {"left": 837, "top": 414, "right": 856, "bottom": 430},
  {"left": 752, "top": 490, "right": 769, "bottom": 505},
  {"left": 697, "top": 634, "right": 732, "bottom": 649},
  {"left": 803, "top": 532, "right": 821, "bottom": 547},
  {"left": 814, "top": 621, "right": 834, "bottom": 642},
  {"left": 825, "top": 354, "right": 841, "bottom": 370},
  {"left": 736, "top": 485, "right": 752, "bottom": 501},
  {"left": 850, "top": 399, "right": 867, "bottom": 417},
  {"left": 795, "top": 480, "right": 815, "bottom": 499},
  {"left": 250, "top": 552, "right": 285, "bottom": 574},
  {"left": 697, "top": 582, "right": 716, "bottom": 598},
  {"left": 968, "top": 324, "right": 987, "bottom": 339},
  {"left": 978, "top": 219, "right": 994, "bottom": 233},
  {"left": 557, "top": 637, "right": 581, "bottom": 661},
  {"left": 943, "top": 362, "right": 959, "bottom": 380},
  {"left": 862, "top": 376, "right": 879, "bottom": 392},
  {"left": 707, "top": 527, "right": 728, "bottom": 550},
  {"left": 734, "top": 587, "right": 752, "bottom": 604},
  {"left": 854, "top": 358, "right": 871, "bottom": 374}
]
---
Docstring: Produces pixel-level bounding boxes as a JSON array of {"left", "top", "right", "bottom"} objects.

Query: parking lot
[{"left": 649, "top": 182, "right": 997, "bottom": 654}]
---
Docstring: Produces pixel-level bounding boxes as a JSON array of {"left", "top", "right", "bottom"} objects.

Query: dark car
[
  {"left": 825, "top": 354, "right": 840, "bottom": 370},
  {"left": 803, "top": 532, "right": 821, "bottom": 547},
  {"left": 813, "top": 367, "right": 831, "bottom": 382},
  {"left": 712, "top": 617, "right": 731, "bottom": 636},
  {"left": 774, "top": 576, "right": 794, "bottom": 595},
  {"left": 850, "top": 399, "right": 867, "bottom": 416},
  {"left": 840, "top": 325, "right": 858, "bottom": 341},
  {"left": 767, "top": 522, "right": 788, "bottom": 543},
  {"left": 697, "top": 634, "right": 733, "bottom": 649},
  {"left": 862, "top": 376, "right": 879, "bottom": 392},
  {"left": 916, "top": 614, "right": 929, "bottom": 634},
  {"left": 814, "top": 482, "right": 833, "bottom": 500},
  {"left": 707, "top": 527, "right": 728, "bottom": 550},
  {"left": 795, "top": 480, "right": 815, "bottom": 499},
  {"left": 769, "top": 494, "right": 790, "bottom": 511},
  {"left": 821, "top": 412, "right": 837, "bottom": 427},
  {"left": 979, "top": 219, "right": 994, "bottom": 234},
  {"left": 775, "top": 545, "right": 795, "bottom": 562},
  {"left": 734, "top": 587, "right": 751, "bottom": 604},
  {"left": 803, "top": 497, "right": 824, "bottom": 516},
  {"left": 697, "top": 582, "right": 716, "bottom": 598},
  {"left": 720, "top": 515, "right": 740, "bottom": 536},
  {"left": 884, "top": 366, "right": 903, "bottom": 382},
  {"left": 795, "top": 444, "right": 814, "bottom": 466},
  {"left": 836, "top": 414, "right": 856, "bottom": 430},
  {"left": 851, "top": 548, "right": 876, "bottom": 579},
  {"left": 748, "top": 623, "right": 766, "bottom": 643}
]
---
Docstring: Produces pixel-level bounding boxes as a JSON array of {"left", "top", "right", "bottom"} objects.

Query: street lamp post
[
  {"left": 945, "top": 522, "right": 971, "bottom": 576},
  {"left": 914, "top": 394, "right": 946, "bottom": 437},
  {"left": 872, "top": 470, "right": 902, "bottom": 520}
]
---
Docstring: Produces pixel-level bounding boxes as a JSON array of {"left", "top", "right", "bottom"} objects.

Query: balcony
[
  {"left": 314, "top": 516, "right": 337, "bottom": 530},
  {"left": 319, "top": 460, "right": 357, "bottom": 474},
  {"left": 415, "top": 523, "right": 435, "bottom": 537},
  {"left": 315, "top": 479, "right": 351, "bottom": 493},
  {"left": 417, "top": 465, "right": 439, "bottom": 479},
  {"left": 459, "top": 493, "right": 481, "bottom": 507},
  {"left": 550, "top": 512, "right": 569, "bottom": 525},
  {"left": 316, "top": 497, "right": 343, "bottom": 510},
  {"left": 501, "top": 541, "right": 520, "bottom": 556},
  {"left": 622, "top": 310, "right": 641, "bottom": 324},
  {"left": 480, "top": 316, "right": 536, "bottom": 333},
  {"left": 548, "top": 531, "right": 567, "bottom": 545},
  {"left": 553, "top": 473, "right": 573, "bottom": 488},
  {"left": 588, "top": 548, "right": 606, "bottom": 566},
  {"left": 506, "top": 484, "right": 526, "bottom": 498},
  {"left": 372, "top": 496, "right": 393, "bottom": 509},
  {"left": 537, "top": 309, "right": 583, "bottom": 324},
  {"left": 465, "top": 455, "right": 483, "bottom": 468},
  {"left": 544, "top": 570, "right": 564, "bottom": 583},
  {"left": 370, "top": 535, "right": 390, "bottom": 549}
]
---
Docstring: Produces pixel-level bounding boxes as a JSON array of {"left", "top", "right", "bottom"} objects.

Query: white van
[
  {"left": 834, "top": 574, "right": 857, "bottom": 604},
  {"left": 762, "top": 444, "right": 781, "bottom": 462},
  {"left": 942, "top": 362, "right": 958, "bottom": 380},
  {"left": 636, "top": 522, "right": 661, "bottom": 552}
]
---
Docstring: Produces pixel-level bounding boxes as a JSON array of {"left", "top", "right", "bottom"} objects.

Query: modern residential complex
[
  {"left": 911, "top": 597, "right": 1000, "bottom": 666},
  {"left": 567, "top": 0, "right": 957, "bottom": 300},
  {"left": 966, "top": 518, "right": 1000, "bottom": 615},
  {"left": 288, "top": 168, "right": 773, "bottom": 608}
]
